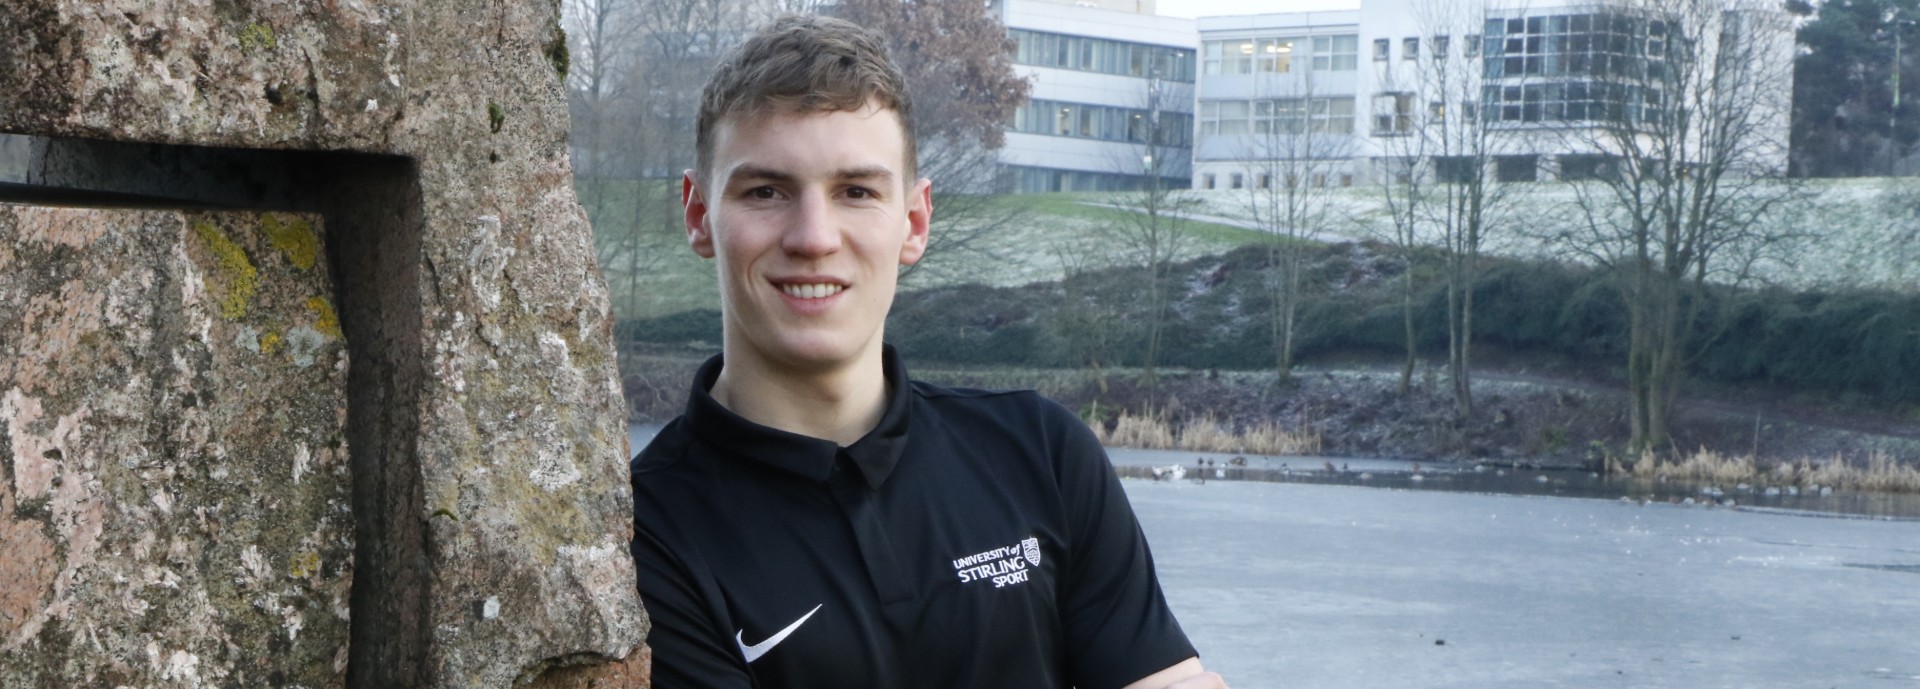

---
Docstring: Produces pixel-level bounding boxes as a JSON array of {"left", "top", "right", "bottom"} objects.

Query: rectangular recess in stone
[{"left": 0, "top": 203, "right": 352, "bottom": 687}]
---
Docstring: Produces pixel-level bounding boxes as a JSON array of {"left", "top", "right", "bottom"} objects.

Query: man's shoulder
[
  {"left": 906, "top": 378, "right": 1090, "bottom": 445},
  {"left": 630, "top": 416, "right": 698, "bottom": 480},
  {"left": 908, "top": 379, "right": 1071, "bottom": 418}
]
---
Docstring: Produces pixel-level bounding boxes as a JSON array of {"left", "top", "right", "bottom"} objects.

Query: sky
[{"left": 1155, "top": 0, "right": 1360, "bottom": 18}]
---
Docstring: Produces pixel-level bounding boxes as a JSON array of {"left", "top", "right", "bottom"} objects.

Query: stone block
[
  {"left": 0, "top": 204, "right": 352, "bottom": 687},
  {"left": 0, "top": 0, "right": 648, "bottom": 683}
]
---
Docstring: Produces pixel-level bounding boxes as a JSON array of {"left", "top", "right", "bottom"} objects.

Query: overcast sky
[{"left": 1155, "top": 0, "right": 1360, "bottom": 18}]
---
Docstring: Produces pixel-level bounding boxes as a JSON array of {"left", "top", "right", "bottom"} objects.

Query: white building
[
  {"left": 1189, "top": 0, "right": 1794, "bottom": 189},
  {"left": 990, "top": 0, "right": 1198, "bottom": 192}
]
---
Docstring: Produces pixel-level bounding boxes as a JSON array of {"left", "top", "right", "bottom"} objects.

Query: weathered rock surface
[
  {"left": 1, "top": 205, "right": 352, "bottom": 687},
  {"left": 0, "top": 0, "right": 647, "bottom": 685}
]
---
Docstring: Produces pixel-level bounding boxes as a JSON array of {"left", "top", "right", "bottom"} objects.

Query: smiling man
[{"left": 628, "top": 15, "right": 1224, "bottom": 689}]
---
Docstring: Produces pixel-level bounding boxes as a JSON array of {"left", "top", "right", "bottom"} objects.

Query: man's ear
[
  {"left": 899, "top": 177, "right": 932, "bottom": 266},
  {"left": 683, "top": 169, "right": 716, "bottom": 259}
]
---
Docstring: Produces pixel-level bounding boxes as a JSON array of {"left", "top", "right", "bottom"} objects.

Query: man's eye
[
  {"left": 747, "top": 186, "right": 780, "bottom": 200},
  {"left": 846, "top": 187, "right": 875, "bottom": 199}
]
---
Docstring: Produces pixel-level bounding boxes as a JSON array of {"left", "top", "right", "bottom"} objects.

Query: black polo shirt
[{"left": 630, "top": 347, "right": 1196, "bottom": 688}]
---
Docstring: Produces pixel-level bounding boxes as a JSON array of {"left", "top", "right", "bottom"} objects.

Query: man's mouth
[{"left": 778, "top": 282, "right": 845, "bottom": 299}]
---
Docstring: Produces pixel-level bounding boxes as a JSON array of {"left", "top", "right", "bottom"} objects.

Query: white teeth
[{"left": 781, "top": 283, "right": 844, "bottom": 299}]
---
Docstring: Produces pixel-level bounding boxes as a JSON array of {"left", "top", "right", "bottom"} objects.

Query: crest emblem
[{"left": 1021, "top": 537, "right": 1042, "bottom": 568}]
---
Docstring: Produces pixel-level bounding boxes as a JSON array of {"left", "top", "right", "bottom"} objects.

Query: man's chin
[{"left": 756, "top": 335, "right": 875, "bottom": 374}]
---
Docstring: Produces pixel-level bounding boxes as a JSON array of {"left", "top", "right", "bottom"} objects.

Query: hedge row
[{"left": 620, "top": 244, "right": 1920, "bottom": 405}]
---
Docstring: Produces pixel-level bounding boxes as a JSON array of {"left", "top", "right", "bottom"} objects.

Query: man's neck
[{"left": 709, "top": 346, "right": 890, "bottom": 447}]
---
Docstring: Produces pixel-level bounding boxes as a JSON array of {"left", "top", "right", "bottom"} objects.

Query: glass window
[
  {"left": 1374, "top": 38, "right": 1390, "bottom": 61},
  {"left": 1403, "top": 37, "right": 1419, "bottom": 60},
  {"left": 1260, "top": 37, "right": 1299, "bottom": 73},
  {"left": 1014, "top": 30, "right": 1196, "bottom": 82},
  {"left": 1229, "top": 39, "right": 1255, "bottom": 74},
  {"left": 1312, "top": 35, "right": 1359, "bottom": 71},
  {"left": 1020, "top": 99, "right": 1195, "bottom": 147}
]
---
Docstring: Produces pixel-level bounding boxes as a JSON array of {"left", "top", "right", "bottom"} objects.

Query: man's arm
[
  {"left": 631, "top": 523, "right": 755, "bottom": 689},
  {"left": 1044, "top": 397, "right": 1209, "bottom": 689},
  {"left": 1120, "top": 657, "right": 1229, "bottom": 689}
]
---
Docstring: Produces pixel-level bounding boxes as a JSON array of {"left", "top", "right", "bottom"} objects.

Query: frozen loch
[{"left": 1125, "top": 477, "right": 1920, "bottom": 689}]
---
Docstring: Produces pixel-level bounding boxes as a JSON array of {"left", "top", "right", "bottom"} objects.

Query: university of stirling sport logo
[{"left": 952, "top": 536, "right": 1043, "bottom": 589}]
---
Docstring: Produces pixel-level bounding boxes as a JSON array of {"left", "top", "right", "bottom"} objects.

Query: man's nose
[{"left": 782, "top": 191, "right": 841, "bottom": 257}]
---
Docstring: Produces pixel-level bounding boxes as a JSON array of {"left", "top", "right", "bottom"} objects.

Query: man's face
[{"left": 683, "top": 101, "right": 931, "bottom": 374}]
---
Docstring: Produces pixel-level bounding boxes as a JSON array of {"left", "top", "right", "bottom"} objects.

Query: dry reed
[
  {"left": 1091, "top": 408, "right": 1321, "bottom": 456},
  {"left": 1627, "top": 448, "right": 1920, "bottom": 493}
]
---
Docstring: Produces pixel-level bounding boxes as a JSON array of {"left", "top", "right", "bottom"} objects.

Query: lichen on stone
[
  {"left": 261, "top": 214, "right": 319, "bottom": 271},
  {"left": 261, "top": 330, "right": 284, "bottom": 356},
  {"left": 289, "top": 551, "right": 321, "bottom": 579},
  {"left": 283, "top": 326, "right": 331, "bottom": 368},
  {"left": 306, "top": 296, "right": 342, "bottom": 338},
  {"left": 239, "top": 22, "right": 277, "bottom": 52},
  {"left": 191, "top": 222, "right": 257, "bottom": 320}
]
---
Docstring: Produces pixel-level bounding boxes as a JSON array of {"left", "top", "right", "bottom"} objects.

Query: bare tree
[
  {"left": 1370, "top": 63, "right": 1433, "bottom": 396},
  {"left": 565, "top": 0, "right": 753, "bottom": 353},
  {"left": 1540, "top": 0, "right": 1801, "bottom": 452},
  {"left": 1104, "top": 75, "right": 1200, "bottom": 386},
  {"left": 1408, "top": 0, "right": 1527, "bottom": 419},
  {"left": 833, "top": 0, "right": 1033, "bottom": 283},
  {"left": 1240, "top": 73, "right": 1356, "bottom": 382},
  {"left": 1050, "top": 234, "right": 1126, "bottom": 395}
]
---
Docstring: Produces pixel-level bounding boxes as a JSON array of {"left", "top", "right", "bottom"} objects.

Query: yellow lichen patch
[
  {"left": 193, "top": 222, "right": 257, "bottom": 320},
  {"left": 261, "top": 214, "right": 319, "bottom": 271},
  {"left": 260, "top": 330, "right": 284, "bottom": 356},
  {"left": 306, "top": 296, "right": 342, "bottom": 338},
  {"left": 288, "top": 551, "right": 320, "bottom": 578},
  {"left": 239, "top": 22, "right": 277, "bottom": 51}
]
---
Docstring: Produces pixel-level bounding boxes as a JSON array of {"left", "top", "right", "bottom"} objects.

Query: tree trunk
[
  {"left": 1458, "top": 263, "right": 1475, "bottom": 419},
  {"left": 1400, "top": 268, "right": 1415, "bottom": 394},
  {"left": 1142, "top": 264, "right": 1164, "bottom": 387},
  {"left": 1625, "top": 280, "right": 1652, "bottom": 454}
]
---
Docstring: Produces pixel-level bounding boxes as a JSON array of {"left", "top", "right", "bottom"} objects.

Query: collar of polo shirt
[{"left": 684, "top": 344, "right": 912, "bottom": 489}]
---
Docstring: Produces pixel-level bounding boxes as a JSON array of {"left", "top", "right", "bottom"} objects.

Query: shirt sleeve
[
  {"left": 1048, "top": 402, "right": 1200, "bottom": 689},
  {"left": 631, "top": 519, "right": 756, "bottom": 689}
]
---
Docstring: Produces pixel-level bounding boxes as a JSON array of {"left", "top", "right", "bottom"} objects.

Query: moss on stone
[
  {"left": 238, "top": 22, "right": 277, "bottom": 51},
  {"left": 547, "top": 26, "right": 570, "bottom": 81},
  {"left": 306, "top": 296, "right": 342, "bottom": 339},
  {"left": 261, "top": 214, "right": 318, "bottom": 271},
  {"left": 193, "top": 221, "right": 257, "bottom": 320},
  {"left": 488, "top": 102, "right": 505, "bottom": 134}
]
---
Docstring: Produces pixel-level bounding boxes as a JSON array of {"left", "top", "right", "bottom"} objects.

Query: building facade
[
  {"left": 1188, "top": 0, "right": 1793, "bottom": 190},
  {"left": 991, "top": 0, "right": 1198, "bottom": 192}
]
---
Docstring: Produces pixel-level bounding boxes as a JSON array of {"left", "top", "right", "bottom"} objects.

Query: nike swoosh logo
[{"left": 735, "top": 603, "right": 823, "bottom": 663}]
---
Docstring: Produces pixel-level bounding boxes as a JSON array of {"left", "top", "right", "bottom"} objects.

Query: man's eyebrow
[
  {"left": 725, "top": 164, "right": 794, "bottom": 185},
  {"left": 724, "top": 164, "right": 897, "bottom": 185},
  {"left": 835, "top": 165, "right": 896, "bottom": 182}
]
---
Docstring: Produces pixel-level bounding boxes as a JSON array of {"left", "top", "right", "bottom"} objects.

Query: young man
[{"left": 629, "top": 15, "right": 1226, "bottom": 689}]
